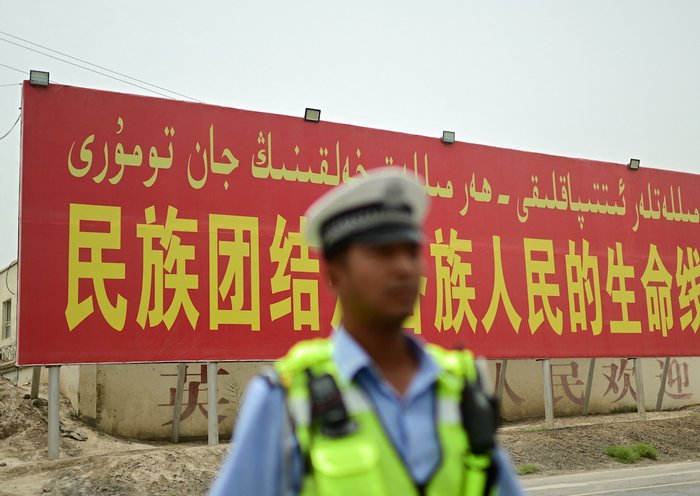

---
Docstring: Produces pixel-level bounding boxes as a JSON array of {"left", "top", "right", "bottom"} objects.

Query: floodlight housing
[
  {"left": 628, "top": 158, "right": 640, "bottom": 170},
  {"left": 29, "top": 70, "right": 50, "bottom": 87},
  {"left": 304, "top": 108, "right": 321, "bottom": 122},
  {"left": 442, "top": 130, "right": 455, "bottom": 144}
]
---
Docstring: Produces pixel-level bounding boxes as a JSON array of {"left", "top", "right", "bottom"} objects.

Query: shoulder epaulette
[
  {"left": 275, "top": 338, "right": 334, "bottom": 388},
  {"left": 425, "top": 344, "right": 478, "bottom": 383}
]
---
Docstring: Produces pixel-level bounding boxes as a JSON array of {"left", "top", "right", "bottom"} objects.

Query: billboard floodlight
[
  {"left": 29, "top": 70, "right": 50, "bottom": 87},
  {"left": 442, "top": 130, "right": 455, "bottom": 144},
  {"left": 304, "top": 108, "right": 321, "bottom": 123}
]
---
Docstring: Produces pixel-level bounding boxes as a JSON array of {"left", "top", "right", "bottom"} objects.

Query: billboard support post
[
  {"left": 171, "top": 362, "right": 186, "bottom": 443},
  {"left": 656, "top": 357, "right": 670, "bottom": 411},
  {"left": 541, "top": 359, "right": 554, "bottom": 429},
  {"left": 496, "top": 360, "right": 508, "bottom": 405},
  {"left": 30, "top": 366, "right": 41, "bottom": 399},
  {"left": 207, "top": 362, "right": 219, "bottom": 445},
  {"left": 582, "top": 358, "right": 596, "bottom": 415},
  {"left": 634, "top": 358, "right": 646, "bottom": 420},
  {"left": 48, "top": 365, "right": 60, "bottom": 459}
]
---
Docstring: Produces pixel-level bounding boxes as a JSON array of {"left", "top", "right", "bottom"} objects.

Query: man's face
[{"left": 328, "top": 242, "right": 423, "bottom": 328}]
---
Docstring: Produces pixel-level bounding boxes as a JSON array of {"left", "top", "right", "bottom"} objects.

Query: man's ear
[
  {"left": 326, "top": 261, "right": 339, "bottom": 289},
  {"left": 324, "top": 246, "right": 350, "bottom": 290},
  {"left": 325, "top": 256, "right": 346, "bottom": 291}
]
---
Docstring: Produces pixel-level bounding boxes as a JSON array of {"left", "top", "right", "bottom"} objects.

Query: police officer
[{"left": 210, "top": 167, "right": 524, "bottom": 495}]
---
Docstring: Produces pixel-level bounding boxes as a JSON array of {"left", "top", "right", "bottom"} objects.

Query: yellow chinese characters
[
  {"left": 524, "top": 238, "right": 563, "bottom": 334},
  {"left": 676, "top": 247, "right": 700, "bottom": 333},
  {"left": 209, "top": 214, "right": 260, "bottom": 330},
  {"left": 65, "top": 203, "right": 127, "bottom": 331},
  {"left": 136, "top": 206, "right": 199, "bottom": 330},
  {"left": 403, "top": 277, "right": 427, "bottom": 335},
  {"left": 62, "top": 197, "right": 700, "bottom": 341},
  {"left": 605, "top": 242, "right": 642, "bottom": 334},
  {"left": 640, "top": 244, "right": 673, "bottom": 336},
  {"left": 430, "top": 228, "right": 477, "bottom": 333},
  {"left": 481, "top": 236, "right": 521, "bottom": 333},
  {"left": 269, "top": 215, "right": 320, "bottom": 331},
  {"left": 565, "top": 239, "right": 602, "bottom": 335}
]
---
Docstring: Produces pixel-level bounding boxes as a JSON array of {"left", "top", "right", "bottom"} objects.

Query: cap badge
[{"left": 383, "top": 180, "right": 405, "bottom": 209}]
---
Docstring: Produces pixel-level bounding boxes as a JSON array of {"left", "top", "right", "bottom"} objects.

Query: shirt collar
[{"left": 331, "top": 326, "right": 441, "bottom": 392}]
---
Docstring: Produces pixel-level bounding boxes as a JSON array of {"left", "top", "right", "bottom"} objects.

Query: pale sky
[{"left": 1, "top": 1, "right": 699, "bottom": 267}]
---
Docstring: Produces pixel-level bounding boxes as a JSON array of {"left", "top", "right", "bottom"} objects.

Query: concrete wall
[
  {"left": 5, "top": 353, "right": 699, "bottom": 440},
  {"left": 78, "top": 362, "right": 262, "bottom": 439},
  {"left": 59, "top": 365, "right": 81, "bottom": 411},
  {"left": 487, "top": 357, "right": 698, "bottom": 419},
  {"left": 67, "top": 355, "right": 699, "bottom": 439}
]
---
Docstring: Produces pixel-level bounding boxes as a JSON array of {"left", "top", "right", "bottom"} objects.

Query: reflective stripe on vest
[{"left": 275, "top": 339, "right": 496, "bottom": 496}]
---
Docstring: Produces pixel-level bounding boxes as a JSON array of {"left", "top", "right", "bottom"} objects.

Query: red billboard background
[{"left": 17, "top": 83, "right": 700, "bottom": 364}]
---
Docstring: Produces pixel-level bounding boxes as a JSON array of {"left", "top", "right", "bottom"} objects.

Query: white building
[{"left": 0, "top": 260, "right": 18, "bottom": 372}]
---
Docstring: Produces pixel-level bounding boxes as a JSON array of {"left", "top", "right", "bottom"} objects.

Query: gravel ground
[{"left": 500, "top": 405, "right": 700, "bottom": 477}]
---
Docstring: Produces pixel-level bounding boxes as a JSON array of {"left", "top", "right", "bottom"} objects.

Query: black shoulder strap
[
  {"left": 460, "top": 374, "right": 499, "bottom": 455},
  {"left": 461, "top": 374, "right": 500, "bottom": 495},
  {"left": 305, "top": 369, "right": 358, "bottom": 438}
]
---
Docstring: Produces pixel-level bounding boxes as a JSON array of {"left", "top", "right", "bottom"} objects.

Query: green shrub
[
  {"left": 632, "top": 443, "right": 657, "bottom": 460},
  {"left": 606, "top": 443, "right": 657, "bottom": 464},
  {"left": 605, "top": 445, "right": 640, "bottom": 463}
]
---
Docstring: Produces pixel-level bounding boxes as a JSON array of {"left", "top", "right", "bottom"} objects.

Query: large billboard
[{"left": 18, "top": 82, "right": 700, "bottom": 364}]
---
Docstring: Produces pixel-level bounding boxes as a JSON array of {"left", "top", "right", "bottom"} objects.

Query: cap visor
[{"left": 350, "top": 224, "right": 423, "bottom": 247}]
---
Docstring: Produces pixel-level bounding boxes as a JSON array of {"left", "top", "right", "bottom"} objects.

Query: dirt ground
[{"left": 1, "top": 376, "right": 699, "bottom": 495}]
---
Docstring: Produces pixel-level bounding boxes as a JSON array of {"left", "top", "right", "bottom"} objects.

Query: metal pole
[
  {"left": 30, "top": 366, "right": 41, "bottom": 399},
  {"left": 207, "top": 362, "right": 219, "bottom": 446},
  {"left": 542, "top": 359, "right": 554, "bottom": 429},
  {"left": 582, "top": 358, "right": 596, "bottom": 416},
  {"left": 496, "top": 360, "right": 508, "bottom": 405},
  {"left": 634, "top": 358, "right": 646, "bottom": 420},
  {"left": 475, "top": 357, "right": 493, "bottom": 391},
  {"left": 48, "top": 366, "right": 60, "bottom": 460},
  {"left": 656, "top": 357, "right": 670, "bottom": 412},
  {"left": 171, "top": 362, "right": 186, "bottom": 443}
]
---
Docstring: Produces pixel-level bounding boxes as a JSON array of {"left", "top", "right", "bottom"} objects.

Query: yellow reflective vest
[{"left": 274, "top": 338, "right": 498, "bottom": 496}]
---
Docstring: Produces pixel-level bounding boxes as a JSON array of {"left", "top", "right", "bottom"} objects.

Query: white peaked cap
[{"left": 303, "top": 166, "right": 430, "bottom": 257}]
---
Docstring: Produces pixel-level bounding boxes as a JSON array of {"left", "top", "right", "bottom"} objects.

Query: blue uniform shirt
[{"left": 210, "top": 328, "right": 524, "bottom": 495}]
